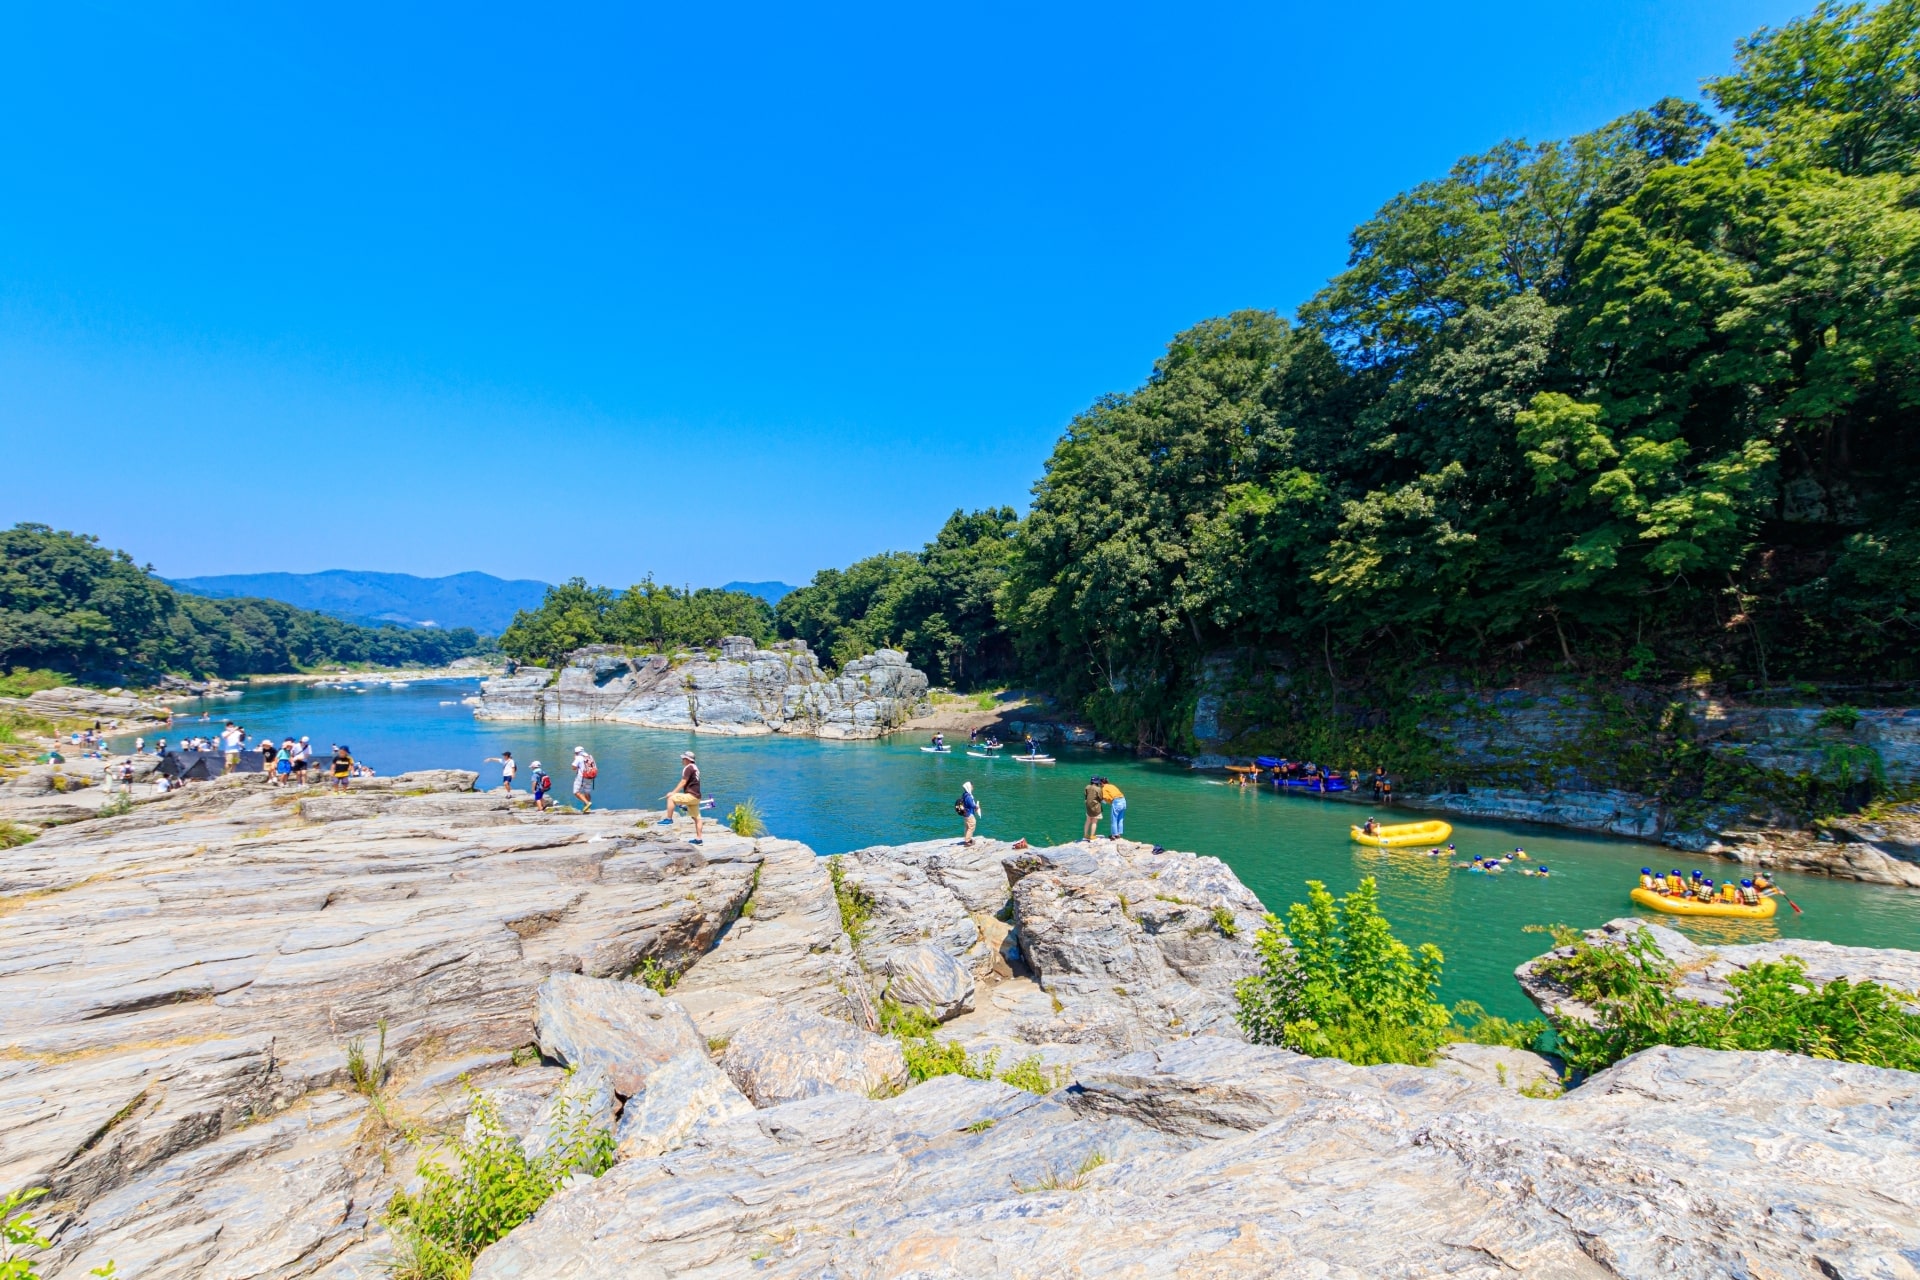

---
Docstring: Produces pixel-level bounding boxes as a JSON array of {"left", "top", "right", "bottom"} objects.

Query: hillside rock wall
[{"left": 474, "top": 638, "right": 929, "bottom": 739}]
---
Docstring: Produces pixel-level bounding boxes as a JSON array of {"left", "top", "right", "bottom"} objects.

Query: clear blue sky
[{"left": 0, "top": 0, "right": 1805, "bottom": 588}]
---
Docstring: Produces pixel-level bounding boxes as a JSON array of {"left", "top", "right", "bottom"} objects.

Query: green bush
[
  {"left": 1535, "top": 928, "right": 1920, "bottom": 1075},
  {"left": 0, "top": 823, "right": 35, "bottom": 850},
  {"left": 1234, "top": 877, "right": 1455, "bottom": 1066},
  {"left": 384, "top": 1089, "right": 614, "bottom": 1280}
]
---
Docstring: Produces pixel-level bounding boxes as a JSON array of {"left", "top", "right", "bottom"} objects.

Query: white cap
[{"left": 531, "top": 761, "right": 542, "bottom": 769}]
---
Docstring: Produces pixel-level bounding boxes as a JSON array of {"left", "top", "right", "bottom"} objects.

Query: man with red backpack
[{"left": 571, "top": 745, "right": 598, "bottom": 813}]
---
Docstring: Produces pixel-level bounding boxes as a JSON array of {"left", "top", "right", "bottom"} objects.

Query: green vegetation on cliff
[
  {"left": 496, "top": 577, "right": 776, "bottom": 667},
  {"left": 0, "top": 524, "right": 491, "bottom": 681}
]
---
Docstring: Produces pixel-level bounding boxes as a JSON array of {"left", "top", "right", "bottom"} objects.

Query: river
[{"left": 129, "top": 677, "right": 1920, "bottom": 1021}]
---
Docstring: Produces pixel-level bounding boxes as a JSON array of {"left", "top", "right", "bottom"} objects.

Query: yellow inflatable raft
[
  {"left": 1349, "top": 819, "right": 1453, "bottom": 848},
  {"left": 1631, "top": 886, "right": 1778, "bottom": 919}
]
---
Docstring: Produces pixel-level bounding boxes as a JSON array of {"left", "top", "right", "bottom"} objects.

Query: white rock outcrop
[{"left": 474, "top": 639, "right": 928, "bottom": 739}]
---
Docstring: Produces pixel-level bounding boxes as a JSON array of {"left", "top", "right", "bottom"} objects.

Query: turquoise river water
[{"left": 125, "top": 678, "right": 1920, "bottom": 1022}]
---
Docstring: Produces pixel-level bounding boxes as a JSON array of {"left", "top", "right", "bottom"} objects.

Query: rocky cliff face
[
  {"left": 7, "top": 780, "right": 1916, "bottom": 1279},
  {"left": 474, "top": 637, "right": 929, "bottom": 738}
]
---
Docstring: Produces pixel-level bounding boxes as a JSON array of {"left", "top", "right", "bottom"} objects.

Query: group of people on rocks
[
  {"left": 124, "top": 722, "right": 363, "bottom": 790},
  {"left": 1640, "top": 866, "right": 1773, "bottom": 905},
  {"left": 482, "top": 746, "right": 708, "bottom": 839}
]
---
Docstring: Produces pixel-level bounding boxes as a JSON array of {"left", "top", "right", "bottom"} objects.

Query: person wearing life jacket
[
  {"left": 1738, "top": 878, "right": 1760, "bottom": 905},
  {"left": 1695, "top": 877, "right": 1716, "bottom": 902},
  {"left": 1721, "top": 880, "right": 1739, "bottom": 903},
  {"left": 1754, "top": 871, "right": 1775, "bottom": 896},
  {"left": 1640, "top": 867, "right": 1657, "bottom": 891}
]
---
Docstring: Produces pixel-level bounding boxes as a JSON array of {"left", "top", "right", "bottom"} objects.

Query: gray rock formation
[
  {"left": 534, "top": 974, "right": 708, "bottom": 1096},
  {"left": 473, "top": 639, "right": 929, "bottom": 739},
  {"left": 471, "top": 1036, "right": 1920, "bottom": 1279},
  {"left": 0, "top": 772, "right": 762, "bottom": 1278},
  {"left": 612, "top": 1053, "right": 753, "bottom": 1161},
  {"left": 10, "top": 777, "right": 1918, "bottom": 1280},
  {"left": 719, "top": 1006, "right": 910, "bottom": 1105},
  {"left": 4, "top": 686, "right": 170, "bottom": 720}
]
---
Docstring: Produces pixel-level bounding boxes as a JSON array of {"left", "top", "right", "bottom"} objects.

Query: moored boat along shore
[{"left": 2, "top": 771, "right": 1916, "bottom": 1278}]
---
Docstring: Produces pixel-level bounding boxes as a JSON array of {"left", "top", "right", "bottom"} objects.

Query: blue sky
[{"left": 0, "top": 0, "right": 1806, "bottom": 588}]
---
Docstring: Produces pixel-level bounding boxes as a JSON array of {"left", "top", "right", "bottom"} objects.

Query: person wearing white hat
[
  {"left": 571, "top": 745, "right": 597, "bottom": 813},
  {"left": 661, "top": 751, "right": 703, "bottom": 842},
  {"left": 530, "top": 761, "right": 553, "bottom": 810}
]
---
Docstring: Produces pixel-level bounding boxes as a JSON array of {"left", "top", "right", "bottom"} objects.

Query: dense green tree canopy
[
  {"left": 999, "top": 0, "right": 1920, "bottom": 734},
  {"left": 0, "top": 523, "right": 490, "bottom": 678},
  {"left": 497, "top": 577, "right": 775, "bottom": 667},
  {"left": 775, "top": 508, "right": 1020, "bottom": 685}
]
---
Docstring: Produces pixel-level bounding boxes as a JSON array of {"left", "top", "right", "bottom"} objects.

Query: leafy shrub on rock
[
  {"left": 1535, "top": 928, "right": 1920, "bottom": 1076},
  {"left": 1234, "top": 877, "right": 1544, "bottom": 1066},
  {"left": 384, "top": 1089, "right": 614, "bottom": 1280}
]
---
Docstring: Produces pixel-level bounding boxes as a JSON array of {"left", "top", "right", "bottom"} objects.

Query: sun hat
[{"left": 682, "top": 752, "right": 696, "bottom": 761}]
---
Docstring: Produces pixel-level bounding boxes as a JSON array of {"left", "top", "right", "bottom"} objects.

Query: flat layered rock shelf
[{"left": 3, "top": 778, "right": 1916, "bottom": 1279}]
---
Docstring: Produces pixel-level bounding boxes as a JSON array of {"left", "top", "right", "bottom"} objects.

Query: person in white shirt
[{"left": 486, "top": 750, "right": 518, "bottom": 792}]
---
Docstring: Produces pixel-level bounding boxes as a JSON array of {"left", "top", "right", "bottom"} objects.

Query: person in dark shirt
[{"left": 661, "top": 751, "right": 705, "bottom": 843}]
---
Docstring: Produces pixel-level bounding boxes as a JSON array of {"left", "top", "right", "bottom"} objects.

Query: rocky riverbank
[
  {"left": 4, "top": 779, "right": 1917, "bottom": 1277},
  {"left": 473, "top": 637, "right": 929, "bottom": 738}
]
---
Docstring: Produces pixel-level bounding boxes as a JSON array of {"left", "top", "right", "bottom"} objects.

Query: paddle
[{"left": 1763, "top": 887, "right": 1803, "bottom": 914}]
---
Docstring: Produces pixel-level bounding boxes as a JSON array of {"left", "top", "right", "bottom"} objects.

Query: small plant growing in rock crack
[
  {"left": 1210, "top": 905, "right": 1239, "bottom": 938},
  {"left": 828, "top": 856, "right": 874, "bottom": 945},
  {"left": 726, "top": 797, "right": 767, "bottom": 838},
  {"left": 1518, "top": 1076, "right": 1563, "bottom": 1099},
  {"left": 997, "top": 1055, "right": 1066, "bottom": 1096},
  {"left": 346, "top": 1019, "right": 390, "bottom": 1096},
  {"left": 2, "top": 1188, "right": 118, "bottom": 1277},
  {"left": 1014, "top": 1151, "right": 1108, "bottom": 1193},
  {"left": 384, "top": 1090, "right": 615, "bottom": 1280},
  {"left": 962, "top": 1118, "right": 996, "bottom": 1134},
  {"left": 97, "top": 791, "right": 134, "bottom": 818},
  {"left": 738, "top": 863, "right": 762, "bottom": 918},
  {"left": 0, "top": 822, "right": 35, "bottom": 850},
  {"left": 634, "top": 956, "right": 681, "bottom": 994}
]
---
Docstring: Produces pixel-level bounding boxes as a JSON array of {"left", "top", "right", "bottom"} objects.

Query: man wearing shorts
[{"left": 661, "top": 751, "right": 703, "bottom": 843}]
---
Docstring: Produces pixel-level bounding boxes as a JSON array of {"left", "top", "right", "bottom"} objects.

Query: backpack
[
  {"left": 954, "top": 795, "right": 968, "bottom": 816},
  {"left": 583, "top": 760, "right": 598, "bottom": 779}
]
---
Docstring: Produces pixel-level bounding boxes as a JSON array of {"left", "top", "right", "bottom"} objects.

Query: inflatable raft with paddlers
[
  {"left": 1630, "top": 886, "right": 1778, "bottom": 919},
  {"left": 1349, "top": 819, "right": 1453, "bottom": 848}
]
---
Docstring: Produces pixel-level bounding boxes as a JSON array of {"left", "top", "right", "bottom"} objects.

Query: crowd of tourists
[{"left": 133, "top": 722, "right": 367, "bottom": 791}]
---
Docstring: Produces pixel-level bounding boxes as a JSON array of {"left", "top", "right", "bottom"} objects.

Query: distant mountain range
[
  {"left": 168, "top": 570, "right": 551, "bottom": 634},
  {"left": 722, "top": 580, "right": 799, "bottom": 605}
]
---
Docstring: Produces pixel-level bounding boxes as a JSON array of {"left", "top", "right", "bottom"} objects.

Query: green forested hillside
[
  {"left": 785, "top": 0, "right": 1920, "bottom": 752},
  {"left": 0, "top": 524, "right": 491, "bottom": 679}
]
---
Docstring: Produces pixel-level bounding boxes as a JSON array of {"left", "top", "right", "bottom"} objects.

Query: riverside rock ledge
[
  {"left": 474, "top": 637, "right": 929, "bottom": 738},
  {"left": 4, "top": 778, "right": 1917, "bottom": 1278}
]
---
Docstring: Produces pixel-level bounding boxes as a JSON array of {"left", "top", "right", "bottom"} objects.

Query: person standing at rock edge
[
  {"left": 221, "top": 721, "right": 241, "bottom": 774},
  {"left": 331, "top": 744, "right": 353, "bottom": 791},
  {"left": 530, "top": 761, "right": 552, "bottom": 810},
  {"left": 1084, "top": 776, "right": 1103, "bottom": 841},
  {"left": 661, "top": 751, "right": 704, "bottom": 843},
  {"left": 1100, "top": 778, "right": 1126, "bottom": 838},
  {"left": 486, "top": 750, "right": 517, "bottom": 792},
  {"left": 572, "top": 746, "right": 597, "bottom": 813},
  {"left": 957, "top": 780, "right": 980, "bottom": 846}
]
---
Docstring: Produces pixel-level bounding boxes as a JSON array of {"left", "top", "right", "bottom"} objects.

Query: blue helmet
[
  {"left": 1539, "top": 866, "right": 1548, "bottom": 872},
  {"left": 1642, "top": 867, "right": 1652, "bottom": 875},
  {"left": 1741, "top": 878, "right": 1754, "bottom": 887},
  {"left": 1704, "top": 878, "right": 1714, "bottom": 887},
  {"left": 1670, "top": 869, "right": 1681, "bottom": 875}
]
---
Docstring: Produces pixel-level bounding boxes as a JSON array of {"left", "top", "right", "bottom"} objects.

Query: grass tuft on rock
[
  {"left": 725, "top": 797, "right": 767, "bottom": 838},
  {"left": 828, "top": 856, "right": 875, "bottom": 945}
]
